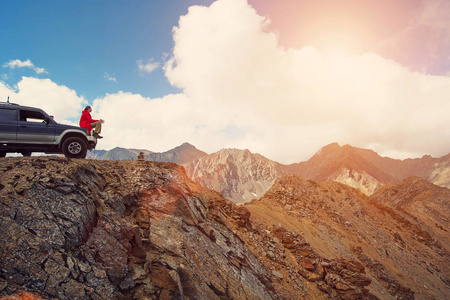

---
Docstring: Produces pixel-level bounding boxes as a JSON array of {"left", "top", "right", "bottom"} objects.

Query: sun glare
[
  {"left": 317, "top": 31, "right": 360, "bottom": 57},
  {"left": 323, "top": 43, "right": 351, "bottom": 59}
]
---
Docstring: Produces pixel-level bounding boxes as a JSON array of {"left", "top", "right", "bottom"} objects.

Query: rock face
[
  {"left": 0, "top": 158, "right": 275, "bottom": 299},
  {"left": 246, "top": 174, "right": 450, "bottom": 299},
  {"left": 184, "top": 149, "right": 286, "bottom": 203}
]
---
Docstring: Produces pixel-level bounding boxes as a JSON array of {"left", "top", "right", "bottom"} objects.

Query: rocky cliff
[{"left": 0, "top": 157, "right": 276, "bottom": 299}]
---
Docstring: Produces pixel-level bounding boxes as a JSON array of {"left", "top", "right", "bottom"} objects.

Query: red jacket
[{"left": 79, "top": 110, "right": 98, "bottom": 131}]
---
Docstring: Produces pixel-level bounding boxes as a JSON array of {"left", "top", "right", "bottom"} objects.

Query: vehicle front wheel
[{"left": 62, "top": 137, "right": 87, "bottom": 158}]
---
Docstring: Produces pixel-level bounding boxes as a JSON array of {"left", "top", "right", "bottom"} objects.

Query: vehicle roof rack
[{"left": 0, "top": 101, "right": 19, "bottom": 106}]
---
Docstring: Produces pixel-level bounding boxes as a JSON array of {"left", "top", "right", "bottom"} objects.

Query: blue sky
[
  {"left": 0, "top": 0, "right": 214, "bottom": 100},
  {"left": 1, "top": 0, "right": 450, "bottom": 162}
]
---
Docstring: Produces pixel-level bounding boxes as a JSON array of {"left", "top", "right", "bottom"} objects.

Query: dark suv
[{"left": 0, "top": 102, "right": 97, "bottom": 158}]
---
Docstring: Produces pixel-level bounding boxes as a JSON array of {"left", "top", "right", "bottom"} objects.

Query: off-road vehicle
[{"left": 0, "top": 101, "right": 97, "bottom": 158}]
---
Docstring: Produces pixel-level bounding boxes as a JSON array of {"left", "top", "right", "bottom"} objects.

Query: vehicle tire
[
  {"left": 21, "top": 152, "right": 32, "bottom": 157},
  {"left": 62, "top": 137, "right": 87, "bottom": 158},
  {"left": 0, "top": 152, "right": 6, "bottom": 157}
]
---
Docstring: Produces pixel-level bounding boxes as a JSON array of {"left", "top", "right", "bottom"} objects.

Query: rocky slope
[
  {"left": 183, "top": 148, "right": 286, "bottom": 203},
  {"left": 245, "top": 175, "right": 450, "bottom": 299},
  {"left": 1, "top": 157, "right": 449, "bottom": 299},
  {"left": 0, "top": 157, "right": 276, "bottom": 299}
]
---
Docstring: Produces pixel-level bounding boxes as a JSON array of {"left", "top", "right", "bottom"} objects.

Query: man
[{"left": 79, "top": 106, "right": 104, "bottom": 139}]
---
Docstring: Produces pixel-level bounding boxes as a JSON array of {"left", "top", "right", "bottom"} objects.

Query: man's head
[{"left": 84, "top": 106, "right": 92, "bottom": 112}]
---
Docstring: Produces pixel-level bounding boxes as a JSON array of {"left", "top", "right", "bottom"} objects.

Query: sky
[{"left": 1, "top": 0, "right": 450, "bottom": 163}]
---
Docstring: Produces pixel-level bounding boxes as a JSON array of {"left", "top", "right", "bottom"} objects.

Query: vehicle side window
[
  {"left": 0, "top": 109, "right": 17, "bottom": 121},
  {"left": 20, "top": 110, "right": 46, "bottom": 123}
]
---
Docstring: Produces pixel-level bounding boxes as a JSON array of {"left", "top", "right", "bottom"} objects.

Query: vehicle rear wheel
[
  {"left": 21, "top": 152, "right": 32, "bottom": 157},
  {"left": 0, "top": 152, "right": 6, "bottom": 157},
  {"left": 62, "top": 137, "right": 87, "bottom": 158}
]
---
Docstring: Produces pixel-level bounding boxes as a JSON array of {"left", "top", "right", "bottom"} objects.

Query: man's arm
[{"left": 83, "top": 112, "right": 98, "bottom": 123}]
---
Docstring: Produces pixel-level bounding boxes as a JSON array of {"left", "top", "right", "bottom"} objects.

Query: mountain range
[
  {"left": 90, "top": 142, "right": 450, "bottom": 203},
  {"left": 88, "top": 142, "right": 206, "bottom": 165},
  {"left": 287, "top": 143, "right": 450, "bottom": 195},
  {"left": 1, "top": 157, "right": 448, "bottom": 299}
]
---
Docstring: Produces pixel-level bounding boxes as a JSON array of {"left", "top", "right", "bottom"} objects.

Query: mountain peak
[
  {"left": 147, "top": 142, "right": 207, "bottom": 164},
  {"left": 184, "top": 148, "right": 284, "bottom": 203},
  {"left": 319, "top": 142, "right": 341, "bottom": 153},
  {"left": 217, "top": 147, "right": 251, "bottom": 154},
  {"left": 177, "top": 142, "right": 195, "bottom": 149}
]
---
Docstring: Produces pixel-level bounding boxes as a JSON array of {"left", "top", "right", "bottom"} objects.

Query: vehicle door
[
  {"left": 17, "top": 109, "right": 56, "bottom": 143},
  {"left": 0, "top": 107, "right": 18, "bottom": 143}
]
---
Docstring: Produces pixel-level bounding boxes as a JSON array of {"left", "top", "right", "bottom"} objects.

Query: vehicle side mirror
[{"left": 44, "top": 116, "right": 51, "bottom": 124}]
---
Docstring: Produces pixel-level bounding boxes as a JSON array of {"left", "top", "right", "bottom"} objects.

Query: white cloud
[
  {"left": 104, "top": 72, "right": 117, "bottom": 82},
  {"left": 161, "top": 0, "right": 450, "bottom": 162},
  {"left": 3, "top": 59, "right": 48, "bottom": 74},
  {"left": 5, "top": 59, "right": 34, "bottom": 68},
  {"left": 0, "top": 77, "right": 86, "bottom": 124},
  {"left": 3, "top": 0, "right": 448, "bottom": 164},
  {"left": 137, "top": 59, "right": 159, "bottom": 74},
  {"left": 92, "top": 92, "right": 202, "bottom": 152}
]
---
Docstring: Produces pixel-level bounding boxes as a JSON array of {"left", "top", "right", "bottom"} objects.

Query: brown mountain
[
  {"left": 245, "top": 174, "right": 450, "bottom": 299},
  {"left": 1, "top": 157, "right": 449, "bottom": 299},
  {"left": 288, "top": 143, "right": 397, "bottom": 195},
  {"left": 185, "top": 143, "right": 450, "bottom": 203},
  {"left": 353, "top": 148, "right": 450, "bottom": 189},
  {"left": 183, "top": 148, "right": 286, "bottom": 203}
]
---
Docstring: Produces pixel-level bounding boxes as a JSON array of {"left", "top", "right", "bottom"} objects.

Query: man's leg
[{"left": 90, "top": 121, "right": 102, "bottom": 134}]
